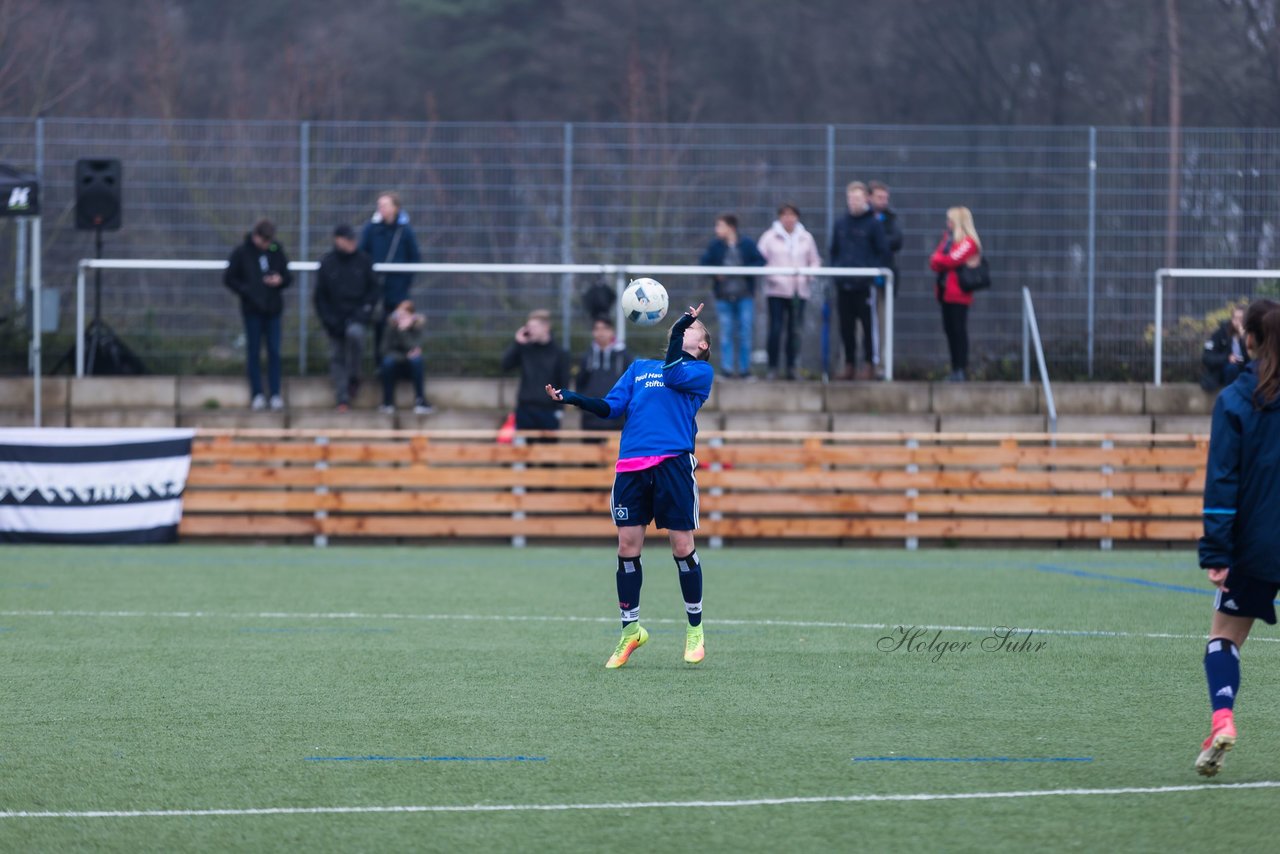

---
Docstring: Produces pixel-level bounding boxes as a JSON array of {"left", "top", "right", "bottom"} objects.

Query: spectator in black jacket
[
  {"left": 829, "top": 182, "right": 889, "bottom": 381},
  {"left": 223, "top": 219, "right": 292, "bottom": 410},
  {"left": 502, "top": 309, "right": 571, "bottom": 430},
  {"left": 1201, "top": 305, "right": 1248, "bottom": 391},
  {"left": 315, "top": 224, "right": 379, "bottom": 411},
  {"left": 870, "top": 181, "right": 904, "bottom": 379},
  {"left": 576, "top": 317, "right": 633, "bottom": 431}
]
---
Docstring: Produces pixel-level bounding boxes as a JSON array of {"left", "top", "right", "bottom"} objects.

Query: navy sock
[
  {"left": 675, "top": 550, "right": 703, "bottom": 627},
  {"left": 1204, "top": 637, "right": 1240, "bottom": 711},
  {"left": 617, "top": 555, "right": 643, "bottom": 627}
]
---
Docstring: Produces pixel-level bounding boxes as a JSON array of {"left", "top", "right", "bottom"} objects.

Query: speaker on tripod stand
[{"left": 57, "top": 158, "right": 146, "bottom": 375}]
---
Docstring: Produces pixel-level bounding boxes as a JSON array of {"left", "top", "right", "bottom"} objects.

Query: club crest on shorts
[{"left": 613, "top": 506, "right": 629, "bottom": 521}]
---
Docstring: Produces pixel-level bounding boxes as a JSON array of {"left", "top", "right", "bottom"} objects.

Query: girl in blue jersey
[
  {"left": 546, "top": 304, "right": 714, "bottom": 668},
  {"left": 1196, "top": 298, "right": 1280, "bottom": 776}
]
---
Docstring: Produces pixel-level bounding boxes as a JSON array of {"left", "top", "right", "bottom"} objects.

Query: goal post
[{"left": 1153, "top": 267, "right": 1280, "bottom": 386}]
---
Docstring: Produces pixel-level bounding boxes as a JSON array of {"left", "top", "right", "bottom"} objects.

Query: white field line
[
  {"left": 4, "top": 782, "right": 1280, "bottom": 820},
  {"left": 0, "top": 609, "right": 1270, "bottom": 643}
]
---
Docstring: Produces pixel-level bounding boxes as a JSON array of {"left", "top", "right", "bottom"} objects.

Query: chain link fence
[{"left": 2, "top": 119, "right": 1279, "bottom": 379}]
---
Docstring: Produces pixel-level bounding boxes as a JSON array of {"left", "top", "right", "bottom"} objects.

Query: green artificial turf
[{"left": 1, "top": 546, "right": 1278, "bottom": 853}]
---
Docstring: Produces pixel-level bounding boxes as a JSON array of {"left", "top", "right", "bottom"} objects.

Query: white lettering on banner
[
  {"left": 0, "top": 480, "right": 182, "bottom": 505},
  {"left": 8, "top": 186, "right": 30, "bottom": 210},
  {"left": 0, "top": 457, "right": 191, "bottom": 507}
]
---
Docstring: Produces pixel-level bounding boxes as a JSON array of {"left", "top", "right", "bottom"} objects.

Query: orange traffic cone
[{"left": 497, "top": 412, "right": 517, "bottom": 444}]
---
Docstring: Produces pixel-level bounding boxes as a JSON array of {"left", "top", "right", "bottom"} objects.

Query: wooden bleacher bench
[{"left": 180, "top": 429, "right": 1209, "bottom": 544}]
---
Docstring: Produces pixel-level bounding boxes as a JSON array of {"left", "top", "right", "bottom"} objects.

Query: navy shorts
[
  {"left": 610, "top": 453, "right": 700, "bottom": 531},
  {"left": 1214, "top": 569, "right": 1280, "bottom": 625}
]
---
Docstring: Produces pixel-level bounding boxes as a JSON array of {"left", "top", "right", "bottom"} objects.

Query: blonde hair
[
  {"left": 846, "top": 181, "right": 868, "bottom": 194},
  {"left": 947, "top": 207, "right": 982, "bottom": 250},
  {"left": 527, "top": 308, "right": 552, "bottom": 324}
]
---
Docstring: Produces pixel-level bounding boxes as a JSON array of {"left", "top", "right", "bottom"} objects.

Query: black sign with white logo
[{"left": 0, "top": 164, "right": 40, "bottom": 217}]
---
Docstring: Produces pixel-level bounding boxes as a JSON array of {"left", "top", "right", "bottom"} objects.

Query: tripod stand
[{"left": 54, "top": 227, "right": 146, "bottom": 375}]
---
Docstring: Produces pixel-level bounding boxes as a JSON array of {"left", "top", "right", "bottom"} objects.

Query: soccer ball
[{"left": 621, "top": 278, "right": 670, "bottom": 326}]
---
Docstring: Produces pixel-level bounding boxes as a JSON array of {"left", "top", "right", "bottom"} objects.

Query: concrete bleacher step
[
  {"left": 721, "top": 412, "right": 832, "bottom": 431},
  {"left": 0, "top": 378, "right": 69, "bottom": 426},
  {"left": 1043, "top": 383, "right": 1147, "bottom": 415},
  {"left": 716, "top": 380, "right": 822, "bottom": 413},
  {"left": 1144, "top": 384, "right": 1217, "bottom": 415},
  {"left": 938, "top": 415, "right": 1047, "bottom": 433},
  {"left": 0, "top": 375, "right": 1223, "bottom": 434},
  {"left": 931, "top": 383, "right": 1038, "bottom": 416},
  {"left": 178, "top": 410, "right": 288, "bottom": 429},
  {"left": 1055, "top": 415, "right": 1154, "bottom": 433},
  {"left": 1154, "top": 415, "right": 1212, "bottom": 434},
  {"left": 824, "top": 382, "right": 932, "bottom": 414},
  {"left": 831, "top": 413, "right": 938, "bottom": 432}
]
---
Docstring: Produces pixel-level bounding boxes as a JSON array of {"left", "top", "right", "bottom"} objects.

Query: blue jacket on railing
[
  {"left": 699, "top": 237, "right": 765, "bottom": 301},
  {"left": 1199, "top": 364, "right": 1280, "bottom": 582},
  {"left": 359, "top": 211, "right": 422, "bottom": 309}
]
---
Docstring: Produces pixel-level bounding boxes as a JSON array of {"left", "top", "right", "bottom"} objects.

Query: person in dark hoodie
[
  {"left": 576, "top": 317, "right": 633, "bottom": 431},
  {"left": 829, "top": 182, "right": 889, "bottom": 380},
  {"left": 223, "top": 219, "right": 292, "bottom": 410},
  {"left": 1201, "top": 304, "right": 1248, "bottom": 392},
  {"left": 358, "top": 191, "right": 422, "bottom": 360},
  {"left": 501, "top": 309, "right": 571, "bottom": 431},
  {"left": 315, "top": 224, "right": 379, "bottom": 411}
]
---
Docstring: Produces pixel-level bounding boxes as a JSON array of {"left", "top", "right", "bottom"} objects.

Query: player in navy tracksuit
[
  {"left": 1195, "top": 298, "right": 1280, "bottom": 777},
  {"left": 546, "top": 304, "right": 714, "bottom": 668}
]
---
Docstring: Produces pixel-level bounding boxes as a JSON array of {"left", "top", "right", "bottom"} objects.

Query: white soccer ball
[{"left": 621, "top": 278, "right": 670, "bottom": 326}]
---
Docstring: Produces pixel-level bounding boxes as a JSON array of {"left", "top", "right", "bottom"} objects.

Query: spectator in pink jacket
[{"left": 757, "top": 203, "right": 821, "bottom": 380}]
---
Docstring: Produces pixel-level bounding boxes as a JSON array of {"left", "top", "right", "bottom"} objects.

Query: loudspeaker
[{"left": 75, "top": 159, "right": 122, "bottom": 231}]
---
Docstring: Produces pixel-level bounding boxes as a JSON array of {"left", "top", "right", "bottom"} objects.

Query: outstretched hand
[
  {"left": 544, "top": 384, "right": 564, "bottom": 402},
  {"left": 686, "top": 303, "right": 704, "bottom": 319}
]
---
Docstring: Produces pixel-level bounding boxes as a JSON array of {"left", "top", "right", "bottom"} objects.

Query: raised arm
[
  {"left": 547, "top": 362, "right": 634, "bottom": 420},
  {"left": 663, "top": 304, "right": 713, "bottom": 397},
  {"left": 665, "top": 309, "right": 698, "bottom": 366}
]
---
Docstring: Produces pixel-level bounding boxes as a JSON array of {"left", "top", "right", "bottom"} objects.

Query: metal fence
[{"left": 3, "top": 119, "right": 1279, "bottom": 379}]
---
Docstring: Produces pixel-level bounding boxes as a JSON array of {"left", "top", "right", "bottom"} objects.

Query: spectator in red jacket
[{"left": 929, "top": 206, "right": 982, "bottom": 382}]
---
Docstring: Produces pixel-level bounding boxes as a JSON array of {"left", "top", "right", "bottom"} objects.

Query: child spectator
[
  {"left": 378, "top": 300, "right": 431, "bottom": 414},
  {"left": 577, "top": 317, "right": 633, "bottom": 430}
]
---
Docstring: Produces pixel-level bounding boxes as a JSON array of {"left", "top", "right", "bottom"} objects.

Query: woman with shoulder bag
[{"left": 929, "top": 206, "right": 984, "bottom": 382}]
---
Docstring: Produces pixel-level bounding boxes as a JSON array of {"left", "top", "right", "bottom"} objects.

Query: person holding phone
[{"left": 501, "top": 309, "right": 570, "bottom": 431}]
